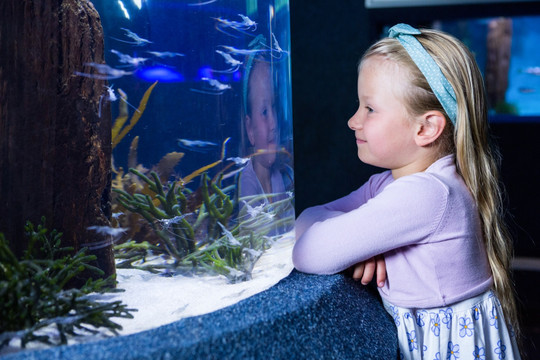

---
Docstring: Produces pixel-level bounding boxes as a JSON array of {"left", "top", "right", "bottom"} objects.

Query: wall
[{"left": 290, "top": 0, "right": 540, "bottom": 257}]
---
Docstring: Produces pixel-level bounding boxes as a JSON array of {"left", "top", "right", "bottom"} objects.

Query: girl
[{"left": 292, "top": 24, "right": 521, "bottom": 359}]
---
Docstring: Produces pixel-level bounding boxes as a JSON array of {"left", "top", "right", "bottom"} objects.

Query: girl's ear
[{"left": 414, "top": 111, "right": 447, "bottom": 147}]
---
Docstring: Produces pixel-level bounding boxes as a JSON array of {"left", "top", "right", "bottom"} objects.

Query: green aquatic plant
[
  {"left": 112, "top": 163, "right": 293, "bottom": 282},
  {"left": 114, "top": 169, "right": 247, "bottom": 280},
  {"left": 0, "top": 218, "right": 135, "bottom": 349}
]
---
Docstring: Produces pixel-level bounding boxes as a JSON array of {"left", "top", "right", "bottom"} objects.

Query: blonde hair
[{"left": 361, "top": 29, "right": 520, "bottom": 341}]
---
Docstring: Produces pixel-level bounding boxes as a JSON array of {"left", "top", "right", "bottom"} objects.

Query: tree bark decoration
[
  {"left": 0, "top": 0, "right": 115, "bottom": 279},
  {"left": 485, "top": 18, "right": 513, "bottom": 110}
]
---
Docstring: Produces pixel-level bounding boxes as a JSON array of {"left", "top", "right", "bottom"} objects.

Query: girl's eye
[
  {"left": 366, "top": 106, "right": 374, "bottom": 113},
  {"left": 262, "top": 108, "right": 268, "bottom": 116}
]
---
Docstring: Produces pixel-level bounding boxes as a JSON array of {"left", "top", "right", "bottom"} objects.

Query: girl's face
[
  {"left": 246, "top": 61, "right": 278, "bottom": 169},
  {"left": 348, "top": 56, "right": 420, "bottom": 178}
]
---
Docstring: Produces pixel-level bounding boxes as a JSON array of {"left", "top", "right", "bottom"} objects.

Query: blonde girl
[{"left": 293, "top": 24, "right": 521, "bottom": 359}]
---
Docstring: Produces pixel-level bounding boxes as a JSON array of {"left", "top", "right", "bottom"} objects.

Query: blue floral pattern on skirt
[{"left": 383, "top": 290, "right": 521, "bottom": 360}]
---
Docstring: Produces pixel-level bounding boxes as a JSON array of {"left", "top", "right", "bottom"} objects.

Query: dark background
[{"left": 289, "top": 1, "right": 540, "bottom": 355}]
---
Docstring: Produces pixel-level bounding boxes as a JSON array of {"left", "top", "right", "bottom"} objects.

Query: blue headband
[{"left": 388, "top": 23, "right": 457, "bottom": 125}]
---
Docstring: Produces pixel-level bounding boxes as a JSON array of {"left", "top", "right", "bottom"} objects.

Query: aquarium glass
[{"left": 83, "top": 0, "right": 293, "bottom": 338}]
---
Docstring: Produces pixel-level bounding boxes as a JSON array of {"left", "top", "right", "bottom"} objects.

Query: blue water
[
  {"left": 505, "top": 16, "right": 540, "bottom": 116},
  {"left": 90, "top": 0, "right": 293, "bottom": 177}
]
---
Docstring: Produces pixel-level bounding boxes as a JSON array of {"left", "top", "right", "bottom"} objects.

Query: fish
[
  {"left": 213, "top": 14, "right": 257, "bottom": 37},
  {"left": 98, "top": 85, "right": 117, "bottom": 117},
  {"left": 85, "top": 226, "right": 129, "bottom": 250},
  {"left": 213, "top": 50, "right": 242, "bottom": 73},
  {"left": 146, "top": 51, "right": 185, "bottom": 58},
  {"left": 155, "top": 215, "right": 190, "bottom": 230},
  {"left": 201, "top": 77, "right": 231, "bottom": 91},
  {"left": 218, "top": 222, "right": 241, "bottom": 246},
  {"left": 98, "top": 85, "right": 140, "bottom": 118},
  {"left": 523, "top": 67, "right": 540, "bottom": 76},
  {"left": 111, "top": 28, "right": 152, "bottom": 46},
  {"left": 227, "top": 157, "right": 250, "bottom": 165},
  {"left": 190, "top": 77, "right": 231, "bottom": 95},
  {"left": 74, "top": 63, "right": 133, "bottom": 80},
  {"left": 87, "top": 225, "right": 128, "bottom": 237},
  {"left": 178, "top": 138, "right": 218, "bottom": 152},
  {"left": 518, "top": 87, "right": 536, "bottom": 94},
  {"left": 217, "top": 45, "right": 268, "bottom": 56},
  {"left": 111, "top": 49, "right": 148, "bottom": 67},
  {"left": 243, "top": 201, "right": 265, "bottom": 218}
]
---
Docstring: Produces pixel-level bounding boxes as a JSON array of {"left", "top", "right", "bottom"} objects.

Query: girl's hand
[{"left": 350, "top": 255, "right": 386, "bottom": 287}]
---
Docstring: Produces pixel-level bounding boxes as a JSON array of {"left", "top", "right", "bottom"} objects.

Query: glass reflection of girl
[
  {"left": 243, "top": 58, "right": 278, "bottom": 194},
  {"left": 238, "top": 38, "right": 294, "bottom": 236},
  {"left": 239, "top": 54, "right": 292, "bottom": 204}
]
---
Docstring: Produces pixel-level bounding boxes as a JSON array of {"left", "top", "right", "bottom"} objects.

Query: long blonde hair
[{"left": 361, "top": 28, "right": 520, "bottom": 340}]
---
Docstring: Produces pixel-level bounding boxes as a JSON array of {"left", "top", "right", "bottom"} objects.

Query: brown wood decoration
[
  {"left": 486, "top": 18, "right": 513, "bottom": 110},
  {"left": 0, "top": 0, "right": 115, "bottom": 279}
]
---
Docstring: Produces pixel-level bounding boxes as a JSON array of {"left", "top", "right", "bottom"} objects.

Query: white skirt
[{"left": 382, "top": 290, "right": 521, "bottom": 360}]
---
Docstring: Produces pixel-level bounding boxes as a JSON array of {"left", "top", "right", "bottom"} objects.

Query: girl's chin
[
  {"left": 254, "top": 153, "right": 277, "bottom": 169},
  {"left": 357, "top": 152, "right": 376, "bottom": 166}
]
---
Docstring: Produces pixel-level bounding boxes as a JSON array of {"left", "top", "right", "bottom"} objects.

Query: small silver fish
[
  {"left": 74, "top": 63, "right": 133, "bottom": 80},
  {"left": 147, "top": 51, "right": 185, "bottom": 58},
  {"left": 218, "top": 222, "right": 241, "bottom": 246},
  {"left": 523, "top": 66, "right": 540, "bottom": 76},
  {"left": 227, "top": 157, "right": 250, "bottom": 165},
  {"left": 111, "top": 49, "right": 148, "bottom": 67},
  {"left": 87, "top": 225, "right": 128, "bottom": 236},
  {"left": 178, "top": 138, "right": 218, "bottom": 152},
  {"left": 111, "top": 28, "right": 152, "bottom": 46},
  {"left": 201, "top": 77, "right": 231, "bottom": 91},
  {"left": 213, "top": 50, "right": 242, "bottom": 73}
]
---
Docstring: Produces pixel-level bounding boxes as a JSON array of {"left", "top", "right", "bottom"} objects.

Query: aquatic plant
[
  {"left": 111, "top": 135, "right": 187, "bottom": 245},
  {"left": 112, "top": 144, "right": 293, "bottom": 282},
  {"left": 0, "top": 218, "right": 135, "bottom": 349},
  {"left": 114, "top": 169, "right": 252, "bottom": 281},
  {"left": 112, "top": 81, "right": 158, "bottom": 149}
]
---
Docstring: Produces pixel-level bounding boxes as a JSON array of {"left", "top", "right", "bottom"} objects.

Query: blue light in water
[
  {"left": 117, "top": 0, "right": 130, "bottom": 19},
  {"left": 135, "top": 66, "right": 185, "bottom": 82},
  {"left": 198, "top": 66, "right": 213, "bottom": 79}
]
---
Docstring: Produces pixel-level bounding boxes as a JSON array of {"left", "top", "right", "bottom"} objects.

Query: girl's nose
[
  {"left": 269, "top": 107, "right": 277, "bottom": 131},
  {"left": 348, "top": 109, "right": 362, "bottom": 130}
]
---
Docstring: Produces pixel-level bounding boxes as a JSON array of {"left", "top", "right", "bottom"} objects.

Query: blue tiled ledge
[{"left": 4, "top": 270, "right": 398, "bottom": 360}]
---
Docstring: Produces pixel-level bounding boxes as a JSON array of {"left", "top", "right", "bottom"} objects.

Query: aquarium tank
[
  {"left": 92, "top": 0, "right": 294, "bottom": 277},
  {"left": 0, "top": 0, "right": 295, "bottom": 352}
]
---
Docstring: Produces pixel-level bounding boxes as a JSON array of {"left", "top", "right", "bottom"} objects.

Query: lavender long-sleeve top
[{"left": 293, "top": 155, "right": 493, "bottom": 308}]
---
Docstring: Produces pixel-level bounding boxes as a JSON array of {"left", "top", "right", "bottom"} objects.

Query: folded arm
[{"left": 292, "top": 174, "right": 447, "bottom": 275}]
